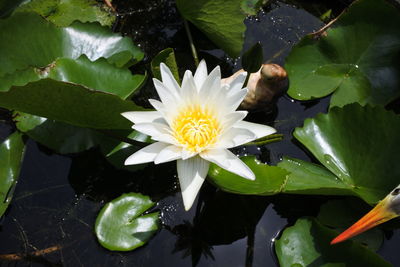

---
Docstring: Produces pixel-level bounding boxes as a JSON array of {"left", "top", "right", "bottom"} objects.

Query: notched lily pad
[
  {"left": 95, "top": 193, "right": 160, "bottom": 251},
  {"left": 286, "top": 0, "right": 400, "bottom": 108}
]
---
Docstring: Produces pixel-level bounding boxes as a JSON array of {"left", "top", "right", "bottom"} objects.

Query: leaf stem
[{"left": 183, "top": 19, "right": 199, "bottom": 67}]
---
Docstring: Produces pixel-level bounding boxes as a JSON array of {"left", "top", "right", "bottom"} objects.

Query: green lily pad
[
  {"left": 275, "top": 218, "right": 390, "bottom": 267},
  {"left": 15, "top": 0, "right": 116, "bottom": 27},
  {"left": 240, "top": 0, "right": 265, "bottom": 16},
  {"left": 286, "top": 0, "right": 400, "bottom": 108},
  {"left": 176, "top": 0, "right": 246, "bottom": 58},
  {"left": 0, "top": 12, "right": 143, "bottom": 77},
  {"left": 0, "top": 131, "right": 25, "bottom": 217},
  {"left": 151, "top": 48, "right": 180, "bottom": 84},
  {"left": 0, "top": 56, "right": 146, "bottom": 130},
  {"left": 95, "top": 193, "right": 160, "bottom": 251},
  {"left": 207, "top": 156, "right": 289, "bottom": 195},
  {"left": 293, "top": 103, "right": 400, "bottom": 204}
]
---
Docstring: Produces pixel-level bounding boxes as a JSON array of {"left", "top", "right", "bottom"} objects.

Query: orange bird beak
[{"left": 331, "top": 196, "right": 398, "bottom": 245}]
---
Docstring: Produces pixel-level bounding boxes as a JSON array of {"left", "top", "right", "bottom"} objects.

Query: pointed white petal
[
  {"left": 234, "top": 121, "right": 277, "bottom": 138},
  {"left": 154, "top": 145, "right": 182, "bottom": 164},
  {"left": 121, "top": 111, "right": 162, "bottom": 124},
  {"left": 153, "top": 78, "right": 179, "bottom": 108},
  {"left": 194, "top": 60, "right": 208, "bottom": 89},
  {"left": 222, "top": 111, "right": 248, "bottom": 129},
  {"left": 225, "top": 88, "right": 248, "bottom": 111},
  {"left": 177, "top": 157, "right": 210, "bottom": 210},
  {"left": 125, "top": 142, "right": 168, "bottom": 165},
  {"left": 199, "top": 66, "right": 221, "bottom": 97},
  {"left": 160, "top": 63, "right": 180, "bottom": 94},
  {"left": 216, "top": 127, "right": 256, "bottom": 148},
  {"left": 148, "top": 99, "right": 175, "bottom": 125},
  {"left": 181, "top": 70, "right": 198, "bottom": 102},
  {"left": 228, "top": 72, "right": 247, "bottom": 93},
  {"left": 132, "top": 122, "right": 170, "bottom": 138},
  {"left": 200, "top": 149, "right": 255, "bottom": 180}
]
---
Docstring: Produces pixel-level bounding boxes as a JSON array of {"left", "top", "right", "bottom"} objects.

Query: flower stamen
[{"left": 172, "top": 105, "right": 220, "bottom": 152}]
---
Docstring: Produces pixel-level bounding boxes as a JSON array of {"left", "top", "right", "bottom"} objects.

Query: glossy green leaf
[
  {"left": 293, "top": 103, "right": 400, "bottom": 204},
  {"left": 151, "top": 48, "right": 180, "bottom": 83},
  {"left": 208, "top": 156, "right": 289, "bottom": 195},
  {"left": 0, "top": 12, "right": 143, "bottom": 77},
  {"left": 286, "top": 0, "right": 400, "bottom": 108},
  {"left": 95, "top": 193, "right": 160, "bottom": 251},
  {"left": 1, "top": 56, "right": 146, "bottom": 100},
  {"left": 1, "top": 57, "right": 146, "bottom": 130},
  {"left": 242, "top": 42, "right": 263, "bottom": 73},
  {"left": 275, "top": 218, "right": 390, "bottom": 267},
  {"left": 176, "top": 0, "right": 246, "bottom": 57},
  {"left": 277, "top": 157, "right": 353, "bottom": 196},
  {"left": 0, "top": 131, "right": 25, "bottom": 217},
  {"left": 16, "top": 0, "right": 115, "bottom": 27}
]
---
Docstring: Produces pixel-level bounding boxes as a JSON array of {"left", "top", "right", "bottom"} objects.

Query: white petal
[
  {"left": 181, "top": 70, "right": 198, "bottom": 102},
  {"left": 160, "top": 63, "right": 180, "bottom": 94},
  {"left": 199, "top": 66, "right": 221, "bottom": 97},
  {"left": 194, "top": 60, "right": 208, "bottom": 89},
  {"left": 216, "top": 127, "right": 256, "bottom": 148},
  {"left": 228, "top": 72, "right": 247, "bottom": 93},
  {"left": 121, "top": 111, "right": 162, "bottom": 124},
  {"left": 234, "top": 121, "right": 277, "bottom": 138},
  {"left": 181, "top": 149, "right": 197, "bottom": 160},
  {"left": 225, "top": 88, "right": 248, "bottom": 111},
  {"left": 148, "top": 99, "right": 175, "bottom": 125},
  {"left": 200, "top": 149, "right": 255, "bottom": 180},
  {"left": 222, "top": 111, "right": 248, "bottom": 129},
  {"left": 125, "top": 142, "right": 168, "bottom": 165},
  {"left": 151, "top": 133, "right": 177, "bottom": 145},
  {"left": 177, "top": 157, "right": 210, "bottom": 210},
  {"left": 132, "top": 122, "right": 170, "bottom": 138},
  {"left": 154, "top": 145, "right": 182, "bottom": 164},
  {"left": 153, "top": 78, "right": 179, "bottom": 108}
]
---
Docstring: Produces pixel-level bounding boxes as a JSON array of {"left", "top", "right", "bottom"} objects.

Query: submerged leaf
[
  {"left": 176, "top": 0, "right": 246, "bottom": 57},
  {"left": 0, "top": 132, "right": 25, "bottom": 217},
  {"left": 275, "top": 218, "right": 390, "bottom": 267},
  {"left": 286, "top": 0, "right": 400, "bottom": 108},
  {"left": 95, "top": 193, "right": 160, "bottom": 251}
]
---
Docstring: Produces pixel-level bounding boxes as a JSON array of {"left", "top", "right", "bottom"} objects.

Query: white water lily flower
[{"left": 122, "top": 60, "right": 276, "bottom": 210}]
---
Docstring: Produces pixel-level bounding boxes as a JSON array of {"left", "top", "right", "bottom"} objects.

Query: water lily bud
[{"left": 222, "top": 64, "right": 288, "bottom": 111}]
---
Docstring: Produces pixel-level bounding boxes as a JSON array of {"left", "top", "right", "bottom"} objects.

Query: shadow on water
[{"left": 1, "top": 0, "right": 400, "bottom": 266}]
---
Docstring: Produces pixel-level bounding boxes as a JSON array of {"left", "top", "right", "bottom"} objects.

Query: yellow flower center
[{"left": 172, "top": 105, "right": 220, "bottom": 152}]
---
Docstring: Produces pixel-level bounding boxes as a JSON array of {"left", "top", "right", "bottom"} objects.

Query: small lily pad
[{"left": 95, "top": 193, "right": 160, "bottom": 251}]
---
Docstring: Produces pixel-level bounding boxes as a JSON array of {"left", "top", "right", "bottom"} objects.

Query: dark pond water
[{"left": 1, "top": 0, "right": 399, "bottom": 266}]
